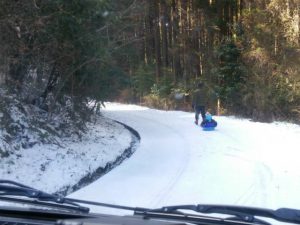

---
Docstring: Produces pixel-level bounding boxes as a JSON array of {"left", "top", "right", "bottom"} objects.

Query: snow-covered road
[{"left": 70, "top": 103, "right": 300, "bottom": 214}]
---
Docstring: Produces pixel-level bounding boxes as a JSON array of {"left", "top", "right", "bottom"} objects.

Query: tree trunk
[
  {"left": 151, "top": 0, "right": 162, "bottom": 81},
  {"left": 160, "top": 0, "right": 169, "bottom": 69}
]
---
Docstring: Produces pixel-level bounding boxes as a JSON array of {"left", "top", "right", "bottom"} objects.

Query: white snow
[
  {"left": 69, "top": 103, "right": 300, "bottom": 219},
  {"left": 2, "top": 101, "right": 300, "bottom": 224},
  {"left": 0, "top": 116, "right": 132, "bottom": 194}
]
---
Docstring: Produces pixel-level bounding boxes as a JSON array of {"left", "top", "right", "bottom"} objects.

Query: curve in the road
[
  {"left": 107, "top": 110, "right": 192, "bottom": 208},
  {"left": 55, "top": 120, "right": 140, "bottom": 196}
]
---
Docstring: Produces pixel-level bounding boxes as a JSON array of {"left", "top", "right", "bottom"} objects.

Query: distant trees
[
  {"left": 0, "top": 0, "right": 299, "bottom": 122},
  {"left": 239, "top": 0, "right": 300, "bottom": 121},
  {"left": 129, "top": 0, "right": 246, "bottom": 112},
  {"left": 0, "top": 1, "right": 146, "bottom": 151},
  {"left": 0, "top": 0, "right": 137, "bottom": 107},
  {"left": 214, "top": 40, "right": 246, "bottom": 114},
  {"left": 125, "top": 0, "right": 300, "bottom": 122}
]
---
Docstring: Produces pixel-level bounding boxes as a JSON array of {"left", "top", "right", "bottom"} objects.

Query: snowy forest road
[{"left": 70, "top": 103, "right": 300, "bottom": 214}]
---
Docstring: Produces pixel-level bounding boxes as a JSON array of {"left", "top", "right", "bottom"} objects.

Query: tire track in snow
[
  {"left": 105, "top": 105, "right": 274, "bottom": 209},
  {"left": 212, "top": 128, "right": 275, "bottom": 206},
  {"left": 229, "top": 155, "right": 274, "bottom": 206},
  {"left": 143, "top": 118, "right": 192, "bottom": 208},
  {"left": 105, "top": 110, "right": 192, "bottom": 208}
]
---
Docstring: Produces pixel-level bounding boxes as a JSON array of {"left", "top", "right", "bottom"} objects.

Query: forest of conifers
[{"left": 0, "top": 0, "right": 299, "bottom": 123}]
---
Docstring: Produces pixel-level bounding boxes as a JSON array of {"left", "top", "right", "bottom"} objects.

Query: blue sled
[
  {"left": 202, "top": 126, "right": 215, "bottom": 131},
  {"left": 201, "top": 119, "right": 217, "bottom": 131}
]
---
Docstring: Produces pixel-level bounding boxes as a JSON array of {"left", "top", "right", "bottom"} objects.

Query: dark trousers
[{"left": 194, "top": 105, "right": 205, "bottom": 122}]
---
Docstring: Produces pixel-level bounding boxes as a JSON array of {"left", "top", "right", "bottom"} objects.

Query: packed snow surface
[{"left": 70, "top": 103, "right": 300, "bottom": 217}]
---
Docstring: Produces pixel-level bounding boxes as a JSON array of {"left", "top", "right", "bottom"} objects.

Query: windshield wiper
[
  {"left": 136, "top": 204, "right": 300, "bottom": 225},
  {"left": 0, "top": 180, "right": 147, "bottom": 214},
  {"left": 0, "top": 180, "right": 89, "bottom": 213},
  {"left": 2, "top": 180, "right": 300, "bottom": 225}
]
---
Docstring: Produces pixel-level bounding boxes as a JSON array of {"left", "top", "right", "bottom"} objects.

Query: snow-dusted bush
[{"left": 0, "top": 87, "right": 92, "bottom": 157}]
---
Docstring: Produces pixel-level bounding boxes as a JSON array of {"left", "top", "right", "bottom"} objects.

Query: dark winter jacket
[{"left": 192, "top": 87, "right": 208, "bottom": 106}]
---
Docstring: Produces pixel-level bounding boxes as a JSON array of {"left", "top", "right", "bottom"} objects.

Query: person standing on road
[{"left": 192, "top": 82, "right": 208, "bottom": 125}]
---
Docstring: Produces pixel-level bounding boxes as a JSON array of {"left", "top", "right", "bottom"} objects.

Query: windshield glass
[{"left": 0, "top": 0, "right": 300, "bottom": 221}]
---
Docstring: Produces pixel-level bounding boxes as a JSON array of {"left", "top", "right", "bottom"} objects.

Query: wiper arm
[
  {"left": 145, "top": 204, "right": 300, "bottom": 225},
  {"left": 0, "top": 180, "right": 89, "bottom": 213},
  {"left": 2, "top": 180, "right": 300, "bottom": 224},
  {"left": 0, "top": 180, "right": 147, "bottom": 214}
]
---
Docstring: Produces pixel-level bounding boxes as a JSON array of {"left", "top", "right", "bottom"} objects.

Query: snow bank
[{"left": 0, "top": 116, "right": 133, "bottom": 194}]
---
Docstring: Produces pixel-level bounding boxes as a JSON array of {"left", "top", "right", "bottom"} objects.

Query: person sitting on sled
[{"left": 201, "top": 112, "right": 217, "bottom": 128}]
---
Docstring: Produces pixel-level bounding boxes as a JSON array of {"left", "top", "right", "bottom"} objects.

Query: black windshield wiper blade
[
  {"left": 145, "top": 204, "right": 300, "bottom": 225},
  {"left": 0, "top": 180, "right": 89, "bottom": 213},
  {"left": 0, "top": 180, "right": 147, "bottom": 214},
  {"left": 2, "top": 180, "right": 300, "bottom": 224}
]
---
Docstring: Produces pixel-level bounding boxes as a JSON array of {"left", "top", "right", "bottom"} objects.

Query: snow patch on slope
[{"left": 0, "top": 116, "right": 132, "bottom": 194}]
